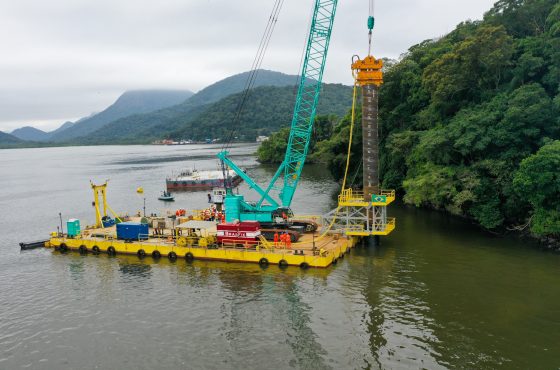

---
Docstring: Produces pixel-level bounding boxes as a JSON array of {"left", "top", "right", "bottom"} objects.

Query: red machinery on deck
[{"left": 217, "top": 221, "right": 261, "bottom": 247}]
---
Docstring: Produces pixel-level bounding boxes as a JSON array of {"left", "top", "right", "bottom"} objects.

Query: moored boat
[
  {"left": 166, "top": 168, "right": 242, "bottom": 190},
  {"left": 158, "top": 191, "right": 175, "bottom": 201}
]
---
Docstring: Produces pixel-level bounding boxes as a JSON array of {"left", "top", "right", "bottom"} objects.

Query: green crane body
[{"left": 217, "top": 0, "right": 339, "bottom": 223}]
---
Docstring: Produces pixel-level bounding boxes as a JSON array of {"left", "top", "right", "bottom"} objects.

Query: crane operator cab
[{"left": 272, "top": 207, "right": 294, "bottom": 224}]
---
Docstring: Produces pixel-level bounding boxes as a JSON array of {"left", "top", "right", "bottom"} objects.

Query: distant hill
[
  {"left": 50, "top": 89, "right": 194, "bottom": 142},
  {"left": 50, "top": 121, "right": 76, "bottom": 135},
  {"left": 77, "top": 83, "right": 353, "bottom": 144},
  {"left": 75, "top": 70, "right": 301, "bottom": 144},
  {"left": 168, "top": 83, "right": 352, "bottom": 141},
  {"left": 0, "top": 131, "right": 25, "bottom": 147},
  {"left": 11, "top": 126, "right": 49, "bottom": 141},
  {"left": 187, "top": 69, "right": 299, "bottom": 107},
  {"left": 11, "top": 120, "right": 76, "bottom": 142}
]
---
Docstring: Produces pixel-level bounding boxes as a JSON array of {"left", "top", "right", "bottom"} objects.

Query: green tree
[
  {"left": 256, "top": 114, "right": 340, "bottom": 164},
  {"left": 256, "top": 128, "right": 290, "bottom": 163},
  {"left": 513, "top": 141, "right": 560, "bottom": 235}
]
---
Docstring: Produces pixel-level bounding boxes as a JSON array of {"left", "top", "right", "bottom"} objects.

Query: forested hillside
[
  {"left": 74, "top": 70, "right": 300, "bottom": 144},
  {"left": 263, "top": 0, "right": 560, "bottom": 239},
  {"left": 379, "top": 0, "right": 559, "bottom": 236},
  {"left": 169, "top": 83, "right": 351, "bottom": 142},
  {"left": 78, "top": 83, "right": 352, "bottom": 144}
]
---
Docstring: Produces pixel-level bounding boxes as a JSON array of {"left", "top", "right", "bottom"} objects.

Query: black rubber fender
[
  {"left": 107, "top": 246, "right": 116, "bottom": 255},
  {"left": 92, "top": 246, "right": 100, "bottom": 254},
  {"left": 185, "top": 252, "right": 194, "bottom": 261},
  {"left": 58, "top": 243, "right": 68, "bottom": 252},
  {"left": 278, "top": 259, "right": 288, "bottom": 268},
  {"left": 168, "top": 251, "right": 177, "bottom": 260},
  {"left": 137, "top": 249, "right": 146, "bottom": 258},
  {"left": 152, "top": 250, "right": 161, "bottom": 259},
  {"left": 78, "top": 245, "right": 87, "bottom": 254},
  {"left": 300, "top": 262, "right": 310, "bottom": 269},
  {"left": 259, "top": 258, "right": 269, "bottom": 266}
]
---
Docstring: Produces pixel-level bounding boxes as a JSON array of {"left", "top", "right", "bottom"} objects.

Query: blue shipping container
[{"left": 116, "top": 222, "right": 149, "bottom": 240}]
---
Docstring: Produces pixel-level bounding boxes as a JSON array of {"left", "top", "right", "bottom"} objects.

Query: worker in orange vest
[
  {"left": 281, "top": 232, "right": 289, "bottom": 248},
  {"left": 274, "top": 232, "right": 279, "bottom": 247},
  {"left": 286, "top": 234, "right": 292, "bottom": 249}
]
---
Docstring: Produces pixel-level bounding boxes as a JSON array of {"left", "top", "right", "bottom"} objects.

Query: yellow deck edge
[{"left": 48, "top": 236, "right": 359, "bottom": 268}]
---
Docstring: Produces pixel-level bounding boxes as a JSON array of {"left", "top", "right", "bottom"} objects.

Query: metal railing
[{"left": 338, "top": 188, "right": 395, "bottom": 204}]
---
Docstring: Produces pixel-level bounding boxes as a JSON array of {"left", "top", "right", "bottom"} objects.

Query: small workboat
[{"left": 158, "top": 191, "right": 175, "bottom": 201}]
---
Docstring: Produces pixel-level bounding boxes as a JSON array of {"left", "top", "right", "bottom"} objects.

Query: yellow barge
[
  {"left": 42, "top": 181, "right": 386, "bottom": 269},
  {"left": 47, "top": 223, "right": 358, "bottom": 269}
]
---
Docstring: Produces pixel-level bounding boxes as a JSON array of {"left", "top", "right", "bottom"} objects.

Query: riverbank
[
  {"left": 257, "top": 131, "right": 560, "bottom": 253},
  {"left": 0, "top": 139, "right": 257, "bottom": 150},
  {"left": 535, "top": 235, "right": 560, "bottom": 251}
]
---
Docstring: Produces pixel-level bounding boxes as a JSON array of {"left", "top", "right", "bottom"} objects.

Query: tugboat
[{"left": 158, "top": 190, "right": 175, "bottom": 201}]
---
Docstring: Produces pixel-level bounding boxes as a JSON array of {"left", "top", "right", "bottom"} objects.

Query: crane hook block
[{"left": 368, "top": 16, "right": 375, "bottom": 30}]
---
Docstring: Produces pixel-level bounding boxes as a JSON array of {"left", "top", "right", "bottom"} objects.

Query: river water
[{"left": 0, "top": 144, "right": 558, "bottom": 369}]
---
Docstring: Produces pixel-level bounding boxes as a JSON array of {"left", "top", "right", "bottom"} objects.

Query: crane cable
[
  {"left": 296, "top": 73, "right": 359, "bottom": 243},
  {"left": 221, "top": 0, "right": 285, "bottom": 152},
  {"left": 368, "top": 0, "right": 375, "bottom": 56},
  {"left": 341, "top": 81, "right": 358, "bottom": 190}
]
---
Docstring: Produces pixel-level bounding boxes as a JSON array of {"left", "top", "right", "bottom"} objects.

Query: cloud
[{"left": 0, "top": 0, "right": 495, "bottom": 132}]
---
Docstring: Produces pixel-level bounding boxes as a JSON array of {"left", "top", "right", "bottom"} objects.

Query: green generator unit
[{"left": 67, "top": 219, "right": 81, "bottom": 237}]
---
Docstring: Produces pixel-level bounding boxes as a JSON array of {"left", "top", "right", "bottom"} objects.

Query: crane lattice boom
[{"left": 218, "top": 0, "right": 338, "bottom": 222}]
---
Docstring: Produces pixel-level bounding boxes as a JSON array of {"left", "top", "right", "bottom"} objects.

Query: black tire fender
[
  {"left": 107, "top": 246, "right": 116, "bottom": 255},
  {"left": 259, "top": 258, "right": 269, "bottom": 266},
  {"left": 300, "top": 262, "right": 310, "bottom": 269},
  {"left": 168, "top": 251, "right": 177, "bottom": 260},
  {"left": 185, "top": 252, "right": 194, "bottom": 261},
  {"left": 92, "top": 246, "right": 100, "bottom": 254},
  {"left": 152, "top": 250, "right": 161, "bottom": 259},
  {"left": 78, "top": 245, "right": 87, "bottom": 254},
  {"left": 278, "top": 259, "right": 288, "bottom": 268},
  {"left": 137, "top": 249, "right": 146, "bottom": 258}
]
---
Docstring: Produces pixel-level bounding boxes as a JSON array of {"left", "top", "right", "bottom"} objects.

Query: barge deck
[{"left": 47, "top": 221, "right": 357, "bottom": 268}]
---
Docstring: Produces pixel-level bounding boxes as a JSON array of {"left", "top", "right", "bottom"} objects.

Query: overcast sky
[{"left": 0, "top": 0, "right": 496, "bottom": 132}]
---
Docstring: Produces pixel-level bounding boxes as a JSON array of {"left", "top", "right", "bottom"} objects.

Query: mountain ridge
[
  {"left": 49, "top": 89, "right": 194, "bottom": 142},
  {"left": 71, "top": 70, "right": 303, "bottom": 144},
  {"left": 76, "top": 82, "right": 352, "bottom": 144}
]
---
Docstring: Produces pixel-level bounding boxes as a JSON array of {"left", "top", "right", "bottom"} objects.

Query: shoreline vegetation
[{"left": 258, "top": 0, "right": 560, "bottom": 250}]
